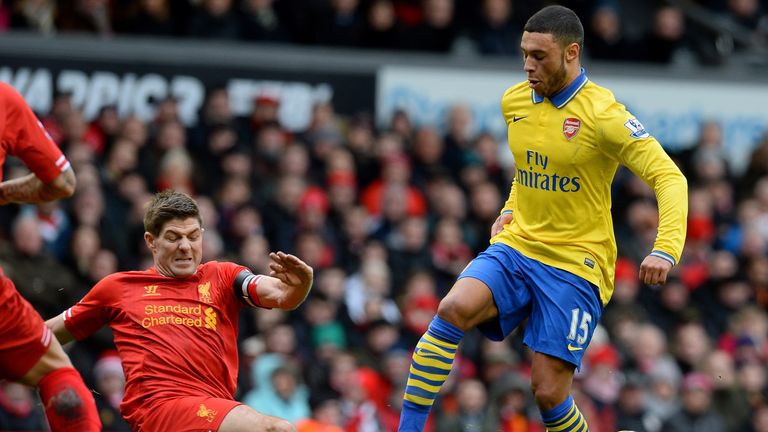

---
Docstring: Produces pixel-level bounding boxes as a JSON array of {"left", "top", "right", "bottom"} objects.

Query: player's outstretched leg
[
  {"left": 38, "top": 366, "right": 102, "bottom": 431},
  {"left": 398, "top": 276, "right": 498, "bottom": 432},
  {"left": 22, "top": 337, "right": 101, "bottom": 432},
  {"left": 532, "top": 352, "right": 589, "bottom": 432},
  {"left": 219, "top": 405, "right": 295, "bottom": 432},
  {"left": 398, "top": 315, "right": 464, "bottom": 431}
]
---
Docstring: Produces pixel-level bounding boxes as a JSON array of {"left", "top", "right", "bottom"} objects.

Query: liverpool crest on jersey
[
  {"left": 197, "top": 282, "right": 212, "bottom": 303},
  {"left": 563, "top": 117, "right": 581, "bottom": 140}
]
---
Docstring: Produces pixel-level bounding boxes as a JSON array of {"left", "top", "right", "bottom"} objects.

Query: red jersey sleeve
[
  {"left": 63, "top": 274, "right": 121, "bottom": 341},
  {"left": 1, "top": 82, "right": 69, "bottom": 183}
]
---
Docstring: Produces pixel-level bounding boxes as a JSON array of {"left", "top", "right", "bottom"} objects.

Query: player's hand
[
  {"left": 491, "top": 212, "right": 514, "bottom": 237},
  {"left": 638, "top": 255, "right": 672, "bottom": 285},
  {"left": 268, "top": 251, "right": 313, "bottom": 291}
]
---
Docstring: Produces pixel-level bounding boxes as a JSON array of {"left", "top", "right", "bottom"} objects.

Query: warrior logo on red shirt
[
  {"left": 143, "top": 285, "right": 160, "bottom": 297},
  {"left": 563, "top": 117, "right": 581, "bottom": 140}
]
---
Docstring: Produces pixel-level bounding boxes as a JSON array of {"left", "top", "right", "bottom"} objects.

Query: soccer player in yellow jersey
[{"left": 398, "top": 5, "right": 688, "bottom": 432}]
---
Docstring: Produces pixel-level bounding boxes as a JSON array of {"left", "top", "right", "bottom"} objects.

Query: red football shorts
[
  {"left": 0, "top": 275, "right": 53, "bottom": 380},
  {"left": 131, "top": 396, "right": 242, "bottom": 432}
]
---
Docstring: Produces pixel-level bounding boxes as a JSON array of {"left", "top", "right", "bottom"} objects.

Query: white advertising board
[{"left": 377, "top": 65, "right": 768, "bottom": 174}]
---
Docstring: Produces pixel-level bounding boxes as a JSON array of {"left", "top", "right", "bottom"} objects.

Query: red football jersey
[
  {"left": 0, "top": 82, "right": 69, "bottom": 183},
  {"left": 63, "top": 261, "right": 249, "bottom": 427}
]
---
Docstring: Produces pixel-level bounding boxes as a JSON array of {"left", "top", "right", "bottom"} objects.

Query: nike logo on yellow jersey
[{"left": 512, "top": 115, "right": 528, "bottom": 123}]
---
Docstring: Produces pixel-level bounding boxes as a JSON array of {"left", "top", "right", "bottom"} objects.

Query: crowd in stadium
[
  {"left": 1, "top": 0, "right": 767, "bottom": 64},
  {"left": 0, "top": 1, "right": 768, "bottom": 432}
]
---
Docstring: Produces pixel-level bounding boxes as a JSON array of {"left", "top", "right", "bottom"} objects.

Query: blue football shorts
[{"left": 459, "top": 242, "right": 603, "bottom": 368}]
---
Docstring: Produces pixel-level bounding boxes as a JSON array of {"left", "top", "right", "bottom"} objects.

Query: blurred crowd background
[
  {"left": 0, "top": 1, "right": 768, "bottom": 432},
  {"left": 0, "top": 0, "right": 766, "bottom": 65}
]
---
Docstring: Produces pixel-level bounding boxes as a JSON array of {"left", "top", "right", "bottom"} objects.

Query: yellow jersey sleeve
[
  {"left": 500, "top": 85, "right": 518, "bottom": 215},
  {"left": 596, "top": 100, "right": 688, "bottom": 265}
]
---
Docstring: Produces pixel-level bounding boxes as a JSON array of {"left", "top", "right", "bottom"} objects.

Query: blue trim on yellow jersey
[
  {"left": 650, "top": 250, "right": 676, "bottom": 266},
  {"left": 531, "top": 67, "right": 588, "bottom": 109},
  {"left": 532, "top": 89, "right": 544, "bottom": 104}
]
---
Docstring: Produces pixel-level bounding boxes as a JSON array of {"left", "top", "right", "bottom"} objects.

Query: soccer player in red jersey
[
  {"left": 47, "top": 190, "right": 314, "bottom": 432},
  {"left": 0, "top": 82, "right": 101, "bottom": 431}
]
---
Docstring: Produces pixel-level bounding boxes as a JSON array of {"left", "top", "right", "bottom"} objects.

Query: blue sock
[
  {"left": 541, "top": 395, "right": 589, "bottom": 431},
  {"left": 398, "top": 316, "right": 464, "bottom": 432}
]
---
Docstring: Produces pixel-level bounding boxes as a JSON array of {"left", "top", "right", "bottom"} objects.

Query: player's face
[
  {"left": 520, "top": 31, "right": 570, "bottom": 98},
  {"left": 145, "top": 217, "right": 203, "bottom": 278}
]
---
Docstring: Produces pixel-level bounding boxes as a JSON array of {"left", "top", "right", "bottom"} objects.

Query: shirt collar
[{"left": 531, "top": 67, "right": 589, "bottom": 109}]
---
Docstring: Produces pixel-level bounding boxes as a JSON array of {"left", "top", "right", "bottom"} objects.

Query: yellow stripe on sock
[
  {"left": 412, "top": 354, "right": 453, "bottom": 370},
  {"left": 574, "top": 417, "right": 588, "bottom": 432},
  {"left": 415, "top": 340, "right": 456, "bottom": 359},
  {"left": 567, "top": 415, "right": 585, "bottom": 432},
  {"left": 547, "top": 408, "right": 582, "bottom": 432},
  {"left": 404, "top": 393, "right": 434, "bottom": 406},
  {"left": 409, "top": 365, "right": 449, "bottom": 382},
  {"left": 545, "top": 404, "right": 576, "bottom": 428},
  {"left": 406, "top": 378, "right": 441, "bottom": 393},
  {"left": 422, "top": 333, "right": 459, "bottom": 350}
]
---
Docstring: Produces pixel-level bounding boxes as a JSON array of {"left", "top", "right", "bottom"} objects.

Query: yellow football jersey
[{"left": 494, "top": 70, "right": 688, "bottom": 305}]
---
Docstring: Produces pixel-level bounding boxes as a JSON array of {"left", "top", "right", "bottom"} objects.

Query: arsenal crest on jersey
[{"left": 563, "top": 117, "right": 581, "bottom": 140}]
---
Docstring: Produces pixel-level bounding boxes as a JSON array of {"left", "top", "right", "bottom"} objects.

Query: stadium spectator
[
  {"left": 296, "top": 394, "right": 344, "bottom": 432},
  {"left": 239, "top": 0, "right": 290, "bottom": 42},
  {"left": 186, "top": 0, "right": 240, "bottom": 40},
  {"left": 471, "top": 0, "right": 520, "bottom": 56},
  {"left": 585, "top": 4, "right": 633, "bottom": 61},
  {"left": 401, "top": 0, "right": 456, "bottom": 52},
  {"left": 122, "top": 0, "right": 177, "bottom": 36},
  {"left": 0, "top": 381, "right": 47, "bottom": 430},
  {"left": 614, "top": 373, "right": 650, "bottom": 432},
  {"left": 55, "top": 0, "right": 112, "bottom": 36},
  {"left": 362, "top": 0, "right": 405, "bottom": 50},
  {"left": 435, "top": 379, "right": 491, "bottom": 431},
  {"left": 243, "top": 360, "right": 311, "bottom": 423},
  {"left": 719, "top": 0, "right": 768, "bottom": 52},
  {"left": 0, "top": 214, "right": 82, "bottom": 318},
  {"left": 92, "top": 351, "right": 131, "bottom": 431},
  {"left": 661, "top": 372, "right": 725, "bottom": 432},
  {"left": 10, "top": 0, "right": 57, "bottom": 34},
  {"left": 310, "top": 0, "right": 365, "bottom": 47},
  {"left": 634, "top": 5, "right": 689, "bottom": 64}
]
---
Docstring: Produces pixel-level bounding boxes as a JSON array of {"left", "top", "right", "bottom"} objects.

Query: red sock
[{"left": 38, "top": 367, "right": 102, "bottom": 432}]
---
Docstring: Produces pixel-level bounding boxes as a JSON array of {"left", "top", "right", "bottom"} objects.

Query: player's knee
[
  {"left": 531, "top": 381, "right": 561, "bottom": 411},
  {"left": 436, "top": 295, "right": 465, "bottom": 325},
  {"left": 42, "top": 339, "right": 74, "bottom": 368},
  {"left": 49, "top": 387, "right": 84, "bottom": 419}
]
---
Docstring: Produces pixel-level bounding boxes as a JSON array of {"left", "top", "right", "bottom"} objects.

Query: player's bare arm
[
  {"left": 0, "top": 168, "right": 76, "bottom": 205},
  {"left": 44, "top": 314, "right": 76, "bottom": 345},
  {"left": 258, "top": 251, "right": 313, "bottom": 310}
]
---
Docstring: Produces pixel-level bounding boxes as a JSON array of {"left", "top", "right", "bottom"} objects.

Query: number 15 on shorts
[{"left": 567, "top": 308, "right": 592, "bottom": 350}]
